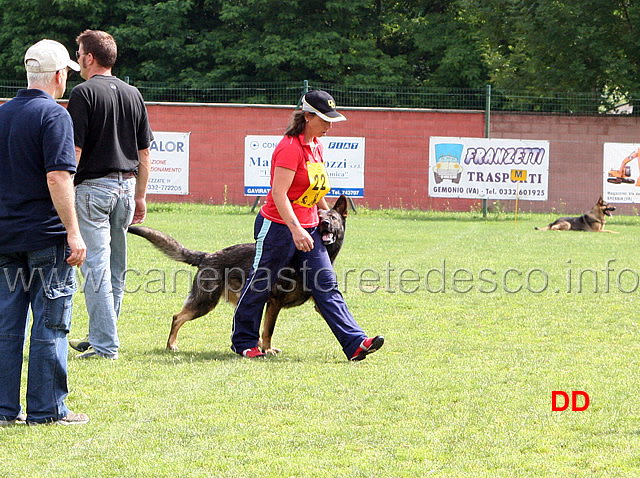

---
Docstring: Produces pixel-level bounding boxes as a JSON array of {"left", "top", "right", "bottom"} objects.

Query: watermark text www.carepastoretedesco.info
[
  {"left": 4, "top": 258, "right": 637, "bottom": 296},
  {"left": 338, "top": 259, "right": 640, "bottom": 294}
]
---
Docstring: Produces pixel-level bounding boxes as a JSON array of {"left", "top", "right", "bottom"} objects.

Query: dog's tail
[{"left": 128, "top": 226, "right": 206, "bottom": 266}]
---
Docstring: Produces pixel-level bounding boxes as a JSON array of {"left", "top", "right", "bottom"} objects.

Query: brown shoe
[
  {"left": 54, "top": 412, "right": 89, "bottom": 425},
  {"left": 27, "top": 411, "right": 89, "bottom": 426},
  {"left": 27, "top": 412, "right": 89, "bottom": 426},
  {"left": 56, "top": 412, "right": 89, "bottom": 425}
]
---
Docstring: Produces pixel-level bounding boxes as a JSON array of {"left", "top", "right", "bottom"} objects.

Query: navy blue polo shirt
[{"left": 0, "top": 89, "right": 77, "bottom": 253}]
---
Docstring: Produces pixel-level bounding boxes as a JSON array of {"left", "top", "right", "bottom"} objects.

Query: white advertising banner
[
  {"left": 244, "top": 135, "right": 365, "bottom": 198},
  {"left": 603, "top": 142, "right": 640, "bottom": 203},
  {"left": 147, "top": 131, "right": 190, "bottom": 195},
  {"left": 429, "top": 136, "right": 550, "bottom": 200}
]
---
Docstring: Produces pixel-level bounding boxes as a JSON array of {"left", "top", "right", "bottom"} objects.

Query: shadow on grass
[
  {"left": 133, "top": 346, "right": 355, "bottom": 364},
  {"left": 138, "top": 347, "right": 237, "bottom": 362}
]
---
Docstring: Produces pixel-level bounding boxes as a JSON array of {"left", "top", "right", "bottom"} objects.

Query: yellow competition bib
[{"left": 293, "top": 161, "right": 330, "bottom": 208}]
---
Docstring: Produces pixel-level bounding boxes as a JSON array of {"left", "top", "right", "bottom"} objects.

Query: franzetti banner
[
  {"left": 147, "top": 131, "right": 190, "bottom": 195},
  {"left": 244, "top": 135, "right": 365, "bottom": 198},
  {"left": 603, "top": 142, "right": 640, "bottom": 203},
  {"left": 429, "top": 137, "right": 549, "bottom": 200}
]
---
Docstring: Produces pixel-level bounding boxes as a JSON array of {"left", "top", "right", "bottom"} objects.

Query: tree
[
  {"left": 2, "top": 0, "right": 640, "bottom": 106},
  {"left": 177, "top": 0, "right": 412, "bottom": 86},
  {"left": 461, "top": 0, "right": 640, "bottom": 97},
  {"left": 378, "top": 0, "right": 488, "bottom": 88}
]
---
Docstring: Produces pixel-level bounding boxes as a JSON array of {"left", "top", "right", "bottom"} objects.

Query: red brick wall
[
  {"left": 5, "top": 98, "right": 639, "bottom": 213},
  {"left": 147, "top": 103, "right": 485, "bottom": 211},
  {"left": 491, "top": 113, "right": 640, "bottom": 214},
  {"left": 146, "top": 103, "right": 640, "bottom": 213}
]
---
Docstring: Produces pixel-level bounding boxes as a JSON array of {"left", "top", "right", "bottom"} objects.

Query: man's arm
[
  {"left": 46, "top": 170, "right": 86, "bottom": 266},
  {"left": 132, "top": 147, "right": 150, "bottom": 224}
]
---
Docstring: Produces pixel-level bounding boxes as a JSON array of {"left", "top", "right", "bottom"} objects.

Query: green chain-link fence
[{"left": 0, "top": 79, "right": 633, "bottom": 115}]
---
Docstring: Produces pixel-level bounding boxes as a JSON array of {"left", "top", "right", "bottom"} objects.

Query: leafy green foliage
[
  {"left": 0, "top": 0, "right": 478, "bottom": 88},
  {"left": 462, "top": 0, "right": 640, "bottom": 96},
  {"left": 1, "top": 0, "right": 640, "bottom": 98}
]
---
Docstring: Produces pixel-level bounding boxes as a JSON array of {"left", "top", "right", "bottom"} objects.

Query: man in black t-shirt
[{"left": 68, "top": 30, "right": 153, "bottom": 360}]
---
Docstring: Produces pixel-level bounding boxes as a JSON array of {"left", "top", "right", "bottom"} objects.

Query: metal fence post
[
  {"left": 483, "top": 84, "right": 491, "bottom": 217},
  {"left": 296, "top": 80, "right": 309, "bottom": 108}
]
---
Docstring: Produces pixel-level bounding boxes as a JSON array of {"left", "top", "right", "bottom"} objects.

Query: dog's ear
[
  {"left": 598, "top": 195, "right": 604, "bottom": 204},
  {"left": 333, "top": 194, "right": 348, "bottom": 218}
]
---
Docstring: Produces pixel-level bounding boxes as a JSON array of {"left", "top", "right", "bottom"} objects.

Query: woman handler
[{"left": 231, "top": 90, "right": 383, "bottom": 360}]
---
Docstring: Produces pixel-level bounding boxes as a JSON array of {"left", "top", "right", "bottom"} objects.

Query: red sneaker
[
  {"left": 241, "top": 347, "right": 266, "bottom": 358},
  {"left": 350, "top": 336, "right": 384, "bottom": 361}
]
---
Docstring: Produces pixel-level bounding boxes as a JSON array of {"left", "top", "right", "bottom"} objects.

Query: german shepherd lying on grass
[
  {"left": 535, "top": 197, "right": 617, "bottom": 233},
  {"left": 128, "top": 195, "right": 349, "bottom": 354}
]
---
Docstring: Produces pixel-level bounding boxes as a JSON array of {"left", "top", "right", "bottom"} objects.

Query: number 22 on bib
[{"left": 293, "top": 162, "right": 330, "bottom": 207}]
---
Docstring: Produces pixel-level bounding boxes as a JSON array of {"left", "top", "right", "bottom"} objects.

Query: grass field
[{"left": 3, "top": 202, "right": 640, "bottom": 477}]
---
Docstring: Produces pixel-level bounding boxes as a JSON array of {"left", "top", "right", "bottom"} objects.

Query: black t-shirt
[{"left": 67, "top": 75, "right": 153, "bottom": 185}]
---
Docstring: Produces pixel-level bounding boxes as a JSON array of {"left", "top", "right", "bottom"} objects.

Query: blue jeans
[
  {"left": 231, "top": 214, "right": 366, "bottom": 358},
  {"left": 75, "top": 176, "right": 135, "bottom": 357},
  {"left": 0, "top": 242, "right": 76, "bottom": 424}
]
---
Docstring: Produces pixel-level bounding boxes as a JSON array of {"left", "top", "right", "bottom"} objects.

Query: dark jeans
[{"left": 0, "top": 242, "right": 76, "bottom": 423}]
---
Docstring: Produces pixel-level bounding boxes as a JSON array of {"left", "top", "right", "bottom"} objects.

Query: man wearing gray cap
[{"left": 0, "top": 39, "right": 88, "bottom": 425}]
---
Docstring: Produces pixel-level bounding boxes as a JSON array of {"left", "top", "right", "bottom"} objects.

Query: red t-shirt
[{"left": 260, "top": 134, "right": 324, "bottom": 227}]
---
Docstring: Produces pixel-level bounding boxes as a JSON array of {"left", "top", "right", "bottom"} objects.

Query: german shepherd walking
[
  {"left": 128, "top": 195, "right": 349, "bottom": 353},
  {"left": 535, "top": 197, "right": 617, "bottom": 233}
]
